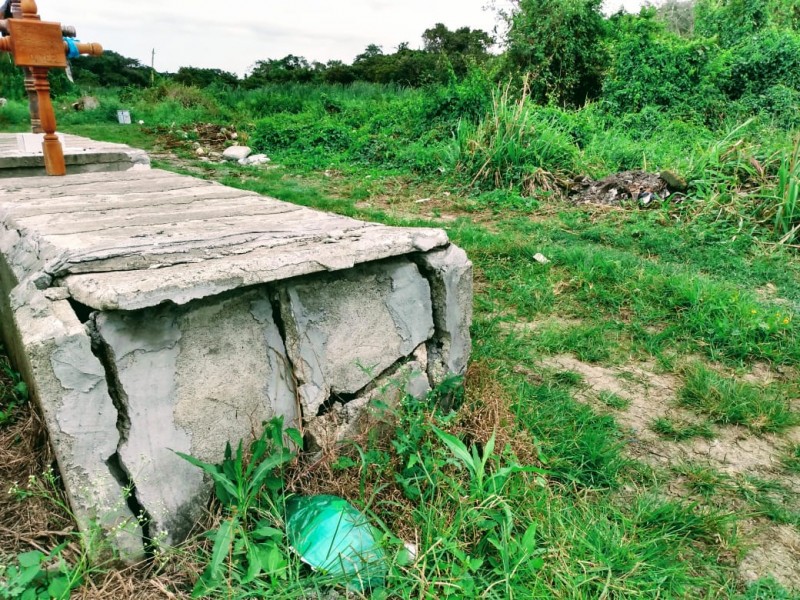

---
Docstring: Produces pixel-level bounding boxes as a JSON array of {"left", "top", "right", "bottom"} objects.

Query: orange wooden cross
[{"left": 0, "top": 0, "right": 102, "bottom": 175}]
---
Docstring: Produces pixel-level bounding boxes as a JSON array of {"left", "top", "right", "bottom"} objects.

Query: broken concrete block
[
  {"left": 0, "top": 165, "right": 473, "bottom": 560},
  {"left": 3, "top": 282, "right": 144, "bottom": 563},
  {"left": 278, "top": 258, "right": 434, "bottom": 421},
  {"left": 306, "top": 356, "right": 430, "bottom": 452},
  {"left": 91, "top": 289, "right": 298, "bottom": 546},
  {"left": 415, "top": 245, "right": 473, "bottom": 385}
]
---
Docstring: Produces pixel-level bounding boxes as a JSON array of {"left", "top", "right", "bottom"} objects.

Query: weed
[
  {"left": 0, "top": 351, "right": 28, "bottom": 427},
  {"left": 781, "top": 444, "right": 800, "bottom": 474},
  {"left": 0, "top": 547, "right": 79, "bottom": 600},
  {"left": 773, "top": 137, "right": 800, "bottom": 244},
  {"left": 598, "top": 390, "right": 631, "bottom": 410},
  {"left": 175, "top": 417, "right": 300, "bottom": 597}
]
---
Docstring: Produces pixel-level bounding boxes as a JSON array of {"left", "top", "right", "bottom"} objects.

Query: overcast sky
[{"left": 41, "top": 0, "right": 645, "bottom": 76}]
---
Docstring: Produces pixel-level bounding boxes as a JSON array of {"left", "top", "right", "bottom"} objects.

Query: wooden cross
[{"left": 0, "top": 0, "right": 102, "bottom": 175}]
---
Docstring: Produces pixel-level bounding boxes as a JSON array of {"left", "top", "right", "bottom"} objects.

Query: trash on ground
[
  {"left": 286, "top": 495, "right": 386, "bottom": 591},
  {"left": 569, "top": 170, "right": 685, "bottom": 206}
]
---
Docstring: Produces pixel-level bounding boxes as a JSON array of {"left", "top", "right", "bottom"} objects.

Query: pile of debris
[
  {"left": 568, "top": 170, "right": 688, "bottom": 207},
  {"left": 148, "top": 122, "right": 271, "bottom": 166}
]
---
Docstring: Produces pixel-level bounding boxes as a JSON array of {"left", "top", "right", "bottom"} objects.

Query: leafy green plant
[
  {"left": 176, "top": 417, "right": 301, "bottom": 597},
  {"left": 773, "top": 137, "right": 800, "bottom": 244},
  {"left": 0, "top": 548, "right": 78, "bottom": 600}
]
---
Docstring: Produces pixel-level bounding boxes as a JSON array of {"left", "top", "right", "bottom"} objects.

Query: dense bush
[{"left": 505, "top": 0, "right": 608, "bottom": 106}]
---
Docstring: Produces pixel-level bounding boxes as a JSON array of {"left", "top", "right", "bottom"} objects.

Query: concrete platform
[
  {"left": 0, "top": 168, "right": 472, "bottom": 560},
  {"left": 0, "top": 133, "right": 150, "bottom": 178}
]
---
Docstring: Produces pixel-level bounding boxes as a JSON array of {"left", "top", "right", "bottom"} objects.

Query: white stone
[
  {"left": 246, "top": 154, "right": 271, "bottom": 165},
  {"left": 222, "top": 146, "right": 252, "bottom": 162}
]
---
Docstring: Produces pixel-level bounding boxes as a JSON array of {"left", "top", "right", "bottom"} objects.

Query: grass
[
  {"left": 3, "top": 81, "right": 800, "bottom": 597},
  {"left": 678, "top": 364, "right": 799, "bottom": 433},
  {"left": 651, "top": 417, "right": 716, "bottom": 441},
  {"left": 783, "top": 445, "right": 800, "bottom": 474}
]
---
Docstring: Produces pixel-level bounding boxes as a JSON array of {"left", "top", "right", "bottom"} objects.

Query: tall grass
[
  {"left": 443, "top": 80, "right": 578, "bottom": 195},
  {"left": 774, "top": 137, "right": 800, "bottom": 244}
]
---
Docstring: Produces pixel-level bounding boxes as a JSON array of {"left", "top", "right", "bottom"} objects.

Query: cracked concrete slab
[
  {"left": 92, "top": 289, "right": 299, "bottom": 546},
  {"left": 415, "top": 245, "right": 473, "bottom": 384},
  {"left": 0, "top": 278, "right": 143, "bottom": 562},
  {"left": 0, "top": 169, "right": 449, "bottom": 310}
]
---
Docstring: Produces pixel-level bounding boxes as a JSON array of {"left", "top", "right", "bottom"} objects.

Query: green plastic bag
[{"left": 286, "top": 495, "right": 386, "bottom": 590}]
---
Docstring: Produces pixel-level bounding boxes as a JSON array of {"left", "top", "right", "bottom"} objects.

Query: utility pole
[{"left": 150, "top": 48, "right": 155, "bottom": 86}]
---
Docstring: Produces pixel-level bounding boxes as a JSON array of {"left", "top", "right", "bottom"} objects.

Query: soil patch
[{"left": 739, "top": 524, "right": 800, "bottom": 591}]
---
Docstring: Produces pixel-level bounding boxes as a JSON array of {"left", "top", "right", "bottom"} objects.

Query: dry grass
[{"left": 0, "top": 403, "right": 74, "bottom": 560}]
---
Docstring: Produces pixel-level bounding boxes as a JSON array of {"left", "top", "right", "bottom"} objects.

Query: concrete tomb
[
  {"left": 0, "top": 133, "right": 150, "bottom": 178},
  {"left": 0, "top": 164, "right": 472, "bottom": 561}
]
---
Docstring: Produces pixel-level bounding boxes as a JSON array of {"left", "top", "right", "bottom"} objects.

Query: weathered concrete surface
[
  {"left": 278, "top": 258, "right": 434, "bottom": 423},
  {"left": 0, "top": 164, "right": 472, "bottom": 558},
  {"left": 0, "top": 133, "right": 150, "bottom": 178},
  {"left": 1, "top": 281, "right": 143, "bottom": 562},
  {"left": 416, "top": 246, "right": 474, "bottom": 385},
  {"left": 0, "top": 169, "right": 448, "bottom": 310},
  {"left": 91, "top": 289, "right": 298, "bottom": 545}
]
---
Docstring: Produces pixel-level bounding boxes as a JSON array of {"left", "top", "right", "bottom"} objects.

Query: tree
[
  {"left": 245, "top": 55, "right": 315, "bottom": 86},
  {"left": 654, "top": 0, "right": 696, "bottom": 36},
  {"left": 173, "top": 67, "right": 239, "bottom": 88},
  {"left": 505, "top": 0, "right": 607, "bottom": 106},
  {"left": 70, "top": 51, "right": 151, "bottom": 87},
  {"left": 422, "top": 23, "right": 494, "bottom": 77}
]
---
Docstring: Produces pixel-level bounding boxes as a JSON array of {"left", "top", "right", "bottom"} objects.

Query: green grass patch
[
  {"left": 782, "top": 444, "right": 800, "bottom": 474},
  {"left": 678, "top": 364, "right": 799, "bottom": 433},
  {"left": 651, "top": 417, "right": 716, "bottom": 441},
  {"left": 598, "top": 391, "right": 631, "bottom": 410}
]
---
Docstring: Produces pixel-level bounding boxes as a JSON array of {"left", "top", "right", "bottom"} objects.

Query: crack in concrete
[{"left": 87, "top": 316, "right": 152, "bottom": 556}]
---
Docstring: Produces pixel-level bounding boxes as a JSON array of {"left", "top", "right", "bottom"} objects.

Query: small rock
[
  {"left": 195, "top": 147, "right": 206, "bottom": 157},
  {"left": 137, "top": 120, "right": 145, "bottom": 125},
  {"left": 222, "top": 146, "right": 252, "bottom": 162},
  {"left": 208, "top": 151, "right": 222, "bottom": 160},
  {"left": 245, "top": 154, "right": 270, "bottom": 165},
  {"left": 533, "top": 253, "right": 550, "bottom": 265},
  {"left": 0, "top": 98, "right": 7, "bottom": 108},
  {"left": 43, "top": 287, "right": 70, "bottom": 301},
  {"left": 230, "top": 132, "right": 239, "bottom": 140}
]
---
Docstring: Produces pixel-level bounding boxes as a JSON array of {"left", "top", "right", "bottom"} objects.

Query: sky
[{"left": 41, "top": 0, "right": 646, "bottom": 76}]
